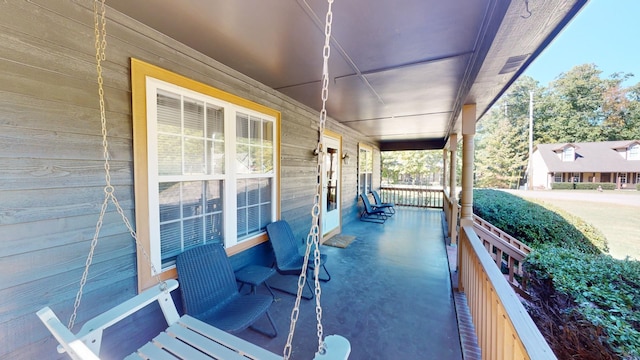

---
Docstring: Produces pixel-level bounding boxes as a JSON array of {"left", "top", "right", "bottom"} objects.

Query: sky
[{"left": 523, "top": 0, "right": 640, "bottom": 87}]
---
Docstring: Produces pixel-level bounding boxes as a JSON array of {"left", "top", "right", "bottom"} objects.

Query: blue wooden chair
[
  {"left": 371, "top": 190, "right": 395, "bottom": 215},
  {"left": 266, "top": 220, "right": 331, "bottom": 300},
  {"left": 359, "top": 193, "right": 387, "bottom": 223},
  {"left": 176, "top": 243, "right": 278, "bottom": 338}
]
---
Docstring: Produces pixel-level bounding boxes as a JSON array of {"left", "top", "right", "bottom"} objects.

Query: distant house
[{"left": 530, "top": 140, "right": 640, "bottom": 190}]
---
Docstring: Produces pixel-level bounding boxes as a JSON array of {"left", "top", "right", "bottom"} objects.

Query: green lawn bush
[
  {"left": 576, "top": 182, "right": 616, "bottom": 190},
  {"left": 473, "top": 189, "right": 638, "bottom": 358},
  {"left": 473, "top": 189, "right": 607, "bottom": 253},
  {"left": 526, "top": 245, "right": 640, "bottom": 358},
  {"left": 551, "top": 182, "right": 616, "bottom": 190},
  {"left": 551, "top": 182, "right": 575, "bottom": 190}
]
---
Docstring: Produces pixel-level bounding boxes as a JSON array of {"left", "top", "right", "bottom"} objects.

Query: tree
[{"left": 475, "top": 76, "right": 542, "bottom": 188}]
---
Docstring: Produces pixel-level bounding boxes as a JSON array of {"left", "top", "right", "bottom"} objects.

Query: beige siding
[{"left": 0, "top": 1, "right": 378, "bottom": 358}]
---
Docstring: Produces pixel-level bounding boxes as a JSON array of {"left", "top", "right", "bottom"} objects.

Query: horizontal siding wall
[{"left": 0, "top": 0, "right": 377, "bottom": 358}]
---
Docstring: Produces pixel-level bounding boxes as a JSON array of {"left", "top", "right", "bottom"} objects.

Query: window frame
[
  {"left": 132, "top": 59, "right": 280, "bottom": 291},
  {"left": 553, "top": 173, "right": 563, "bottom": 183},
  {"left": 358, "top": 143, "right": 373, "bottom": 195},
  {"left": 629, "top": 144, "right": 640, "bottom": 160},
  {"left": 562, "top": 147, "right": 575, "bottom": 162}
]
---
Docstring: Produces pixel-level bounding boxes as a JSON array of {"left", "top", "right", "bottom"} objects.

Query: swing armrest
[
  {"left": 38, "top": 280, "right": 181, "bottom": 359},
  {"left": 36, "top": 307, "right": 100, "bottom": 360},
  {"left": 77, "top": 279, "right": 180, "bottom": 337}
]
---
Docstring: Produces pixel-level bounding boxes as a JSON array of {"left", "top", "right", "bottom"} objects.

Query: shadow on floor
[{"left": 237, "top": 207, "right": 463, "bottom": 360}]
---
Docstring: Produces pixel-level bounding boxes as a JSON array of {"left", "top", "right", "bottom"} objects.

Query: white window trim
[
  {"left": 146, "top": 78, "right": 277, "bottom": 272},
  {"left": 629, "top": 144, "right": 640, "bottom": 160},
  {"left": 132, "top": 59, "right": 280, "bottom": 291},
  {"left": 358, "top": 144, "right": 373, "bottom": 194}
]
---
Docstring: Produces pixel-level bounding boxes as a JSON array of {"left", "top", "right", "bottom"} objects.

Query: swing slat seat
[{"left": 37, "top": 279, "right": 279, "bottom": 360}]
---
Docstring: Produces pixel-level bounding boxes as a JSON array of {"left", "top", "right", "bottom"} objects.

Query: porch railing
[
  {"left": 459, "top": 225, "right": 556, "bottom": 360},
  {"left": 472, "top": 215, "right": 531, "bottom": 298},
  {"left": 380, "top": 186, "right": 443, "bottom": 208}
]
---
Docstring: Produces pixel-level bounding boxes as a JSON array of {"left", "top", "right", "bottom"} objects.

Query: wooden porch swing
[{"left": 36, "top": 1, "right": 350, "bottom": 359}]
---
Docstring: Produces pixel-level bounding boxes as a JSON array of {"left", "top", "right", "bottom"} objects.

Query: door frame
[{"left": 321, "top": 130, "right": 342, "bottom": 240}]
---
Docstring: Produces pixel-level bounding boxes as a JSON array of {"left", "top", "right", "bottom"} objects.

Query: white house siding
[{"left": 530, "top": 149, "right": 550, "bottom": 189}]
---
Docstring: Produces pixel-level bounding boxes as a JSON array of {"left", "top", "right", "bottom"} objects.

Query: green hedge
[
  {"left": 637, "top": 183, "right": 640, "bottom": 191},
  {"left": 526, "top": 245, "right": 640, "bottom": 358},
  {"left": 551, "top": 182, "right": 616, "bottom": 190},
  {"left": 473, "top": 189, "right": 608, "bottom": 253}
]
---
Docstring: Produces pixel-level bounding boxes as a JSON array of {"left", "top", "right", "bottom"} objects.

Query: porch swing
[{"left": 36, "top": 1, "right": 350, "bottom": 359}]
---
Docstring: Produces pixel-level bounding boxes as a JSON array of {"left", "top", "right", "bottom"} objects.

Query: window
[
  {"left": 629, "top": 144, "right": 640, "bottom": 160},
  {"left": 572, "top": 172, "right": 580, "bottom": 183},
  {"left": 562, "top": 147, "right": 575, "bottom": 162},
  {"left": 619, "top": 173, "right": 627, "bottom": 184},
  {"left": 554, "top": 173, "right": 563, "bottom": 183},
  {"left": 358, "top": 144, "right": 373, "bottom": 195},
  {"left": 132, "top": 59, "right": 280, "bottom": 290}
]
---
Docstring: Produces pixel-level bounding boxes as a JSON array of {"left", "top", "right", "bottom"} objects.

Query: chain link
[
  {"left": 283, "top": 0, "right": 334, "bottom": 358},
  {"left": 69, "top": 0, "right": 163, "bottom": 331}
]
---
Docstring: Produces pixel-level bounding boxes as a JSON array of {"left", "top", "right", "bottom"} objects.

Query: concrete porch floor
[{"left": 236, "top": 207, "right": 464, "bottom": 359}]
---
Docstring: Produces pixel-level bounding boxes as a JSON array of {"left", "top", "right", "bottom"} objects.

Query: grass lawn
[{"left": 514, "top": 192, "right": 640, "bottom": 260}]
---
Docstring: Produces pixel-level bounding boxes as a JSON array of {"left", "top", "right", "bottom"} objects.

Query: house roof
[
  {"left": 535, "top": 141, "right": 640, "bottom": 173},
  {"left": 106, "top": 0, "right": 588, "bottom": 150}
]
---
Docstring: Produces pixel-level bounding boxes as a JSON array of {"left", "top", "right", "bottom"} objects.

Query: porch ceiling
[{"left": 108, "top": 0, "right": 587, "bottom": 150}]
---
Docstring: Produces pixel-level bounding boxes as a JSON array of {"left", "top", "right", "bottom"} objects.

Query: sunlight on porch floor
[{"left": 237, "top": 208, "right": 464, "bottom": 359}]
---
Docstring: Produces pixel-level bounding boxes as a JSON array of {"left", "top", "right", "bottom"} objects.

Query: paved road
[{"left": 503, "top": 189, "right": 640, "bottom": 207}]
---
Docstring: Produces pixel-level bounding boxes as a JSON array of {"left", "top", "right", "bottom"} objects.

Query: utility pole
[{"left": 528, "top": 91, "right": 533, "bottom": 190}]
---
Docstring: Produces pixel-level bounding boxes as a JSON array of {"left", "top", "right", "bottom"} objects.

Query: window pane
[
  {"left": 206, "top": 213, "right": 223, "bottom": 243},
  {"left": 250, "top": 118, "right": 262, "bottom": 145},
  {"left": 159, "top": 182, "right": 180, "bottom": 222},
  {"left": 157, "top": 90, "right": 181, "bottom": 134},
  {"left": 250, "top": 146, "right": 262, "bottom": 173},
  {"left": 207, "top": 141, "right": 225, "bottom": 174},
  {"left": 247, "top": 205, "right": 260, "bottom": 234},
  {"left": 260, "top": 203, "right": 271, "bottom": 230},
  {"left": 183, "top": 97, "right": 204, "bottom": 137},
  {"left": 184, "top": 138, "right": 205, "bottom": 174},
  {"left": 237, "top": 208, "right": 247, "bottom": 236},
  {"left": 237, "top": 179, "right": 247, "bottom": 207},
  {"left": 246, "top": 178, "right": 260, "bottom": 205},
  {"left": 183, "top": 218, "right": 203, "bottom": 249},
  {"left": 205, "top": 180, "right": 223, "bottom": 214},
  {"left": 181, "top": 181, "right": 203, "bottom": 218},
  {"left": 260, "top": 178, "right": 272, "bottom": 203},
  {"left": 263, "top": 121, "right": 273, "bottom": 145},
  {"left": 207, "top": 105, "right": 224, "bottom": 141},
  {"left": 158, "top": 134, "right": 182, "bottom": 175},
  {"left": 236, "top": 113, "right": 249, "bottom": 144},
  {"left": 160, "top": 221, "right": 181, "bottom": 265},
  {"left": 237, "top": 144, "right": 250, "bottom": 173}
]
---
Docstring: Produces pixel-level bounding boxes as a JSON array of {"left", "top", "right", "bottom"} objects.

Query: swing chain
[
  {"left": 283, "top": 0, "right": 334, "bottom": 358},
  {"left": 69, "top": 0, "right": 164, "bottom": 331}
]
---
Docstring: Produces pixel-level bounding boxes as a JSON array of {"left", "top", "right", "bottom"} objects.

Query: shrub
[
  {"left": 473, "top": 189, "right": 608, "bottom": 253},
  {"left": 551, "top": 182, "right": 575, "bottom": 190},
  {"left": 637, "top": 183, "right": 640, "bottom": 191},
  {"left": 575, "top": 182, "right": 616, "bottom": 190},
  {"left": 526, "top": 245, "right": 640, "bottom": 358},
  {"left": 551, "top": 182, "right": 616, "bottom": 190}
]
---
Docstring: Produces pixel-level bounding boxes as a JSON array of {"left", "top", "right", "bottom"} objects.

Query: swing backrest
[{"left": 37, "top": 279, "right": 180, "bottom": 360}]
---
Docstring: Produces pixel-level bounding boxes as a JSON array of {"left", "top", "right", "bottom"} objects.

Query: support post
[
  {"left": 460, "top": 104, "right": 476, "bottom": 227},
  {"left": 448, "top": 134, "right": 458, "bottom": 245}
]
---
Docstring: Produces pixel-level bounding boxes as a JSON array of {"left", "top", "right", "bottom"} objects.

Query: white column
[
  {"left": 460, "top": 104, "right": 476, "bottom": 227},
  {"left": 448, "top": 134, "right": 458, "bottom": 245}
]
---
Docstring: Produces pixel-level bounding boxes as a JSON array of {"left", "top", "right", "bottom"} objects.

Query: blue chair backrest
[
  {"left": 371, "top": 190, "right": 382, "bottom": 204},
  {"left": 360, "top": 193, "right": 375, "bottom": 212},
  {"left": 266, "top": 220, "right": 300, "bottom": 267},
  {"left": 176, "top": 243, "right": 237, "bottom": 317}
]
